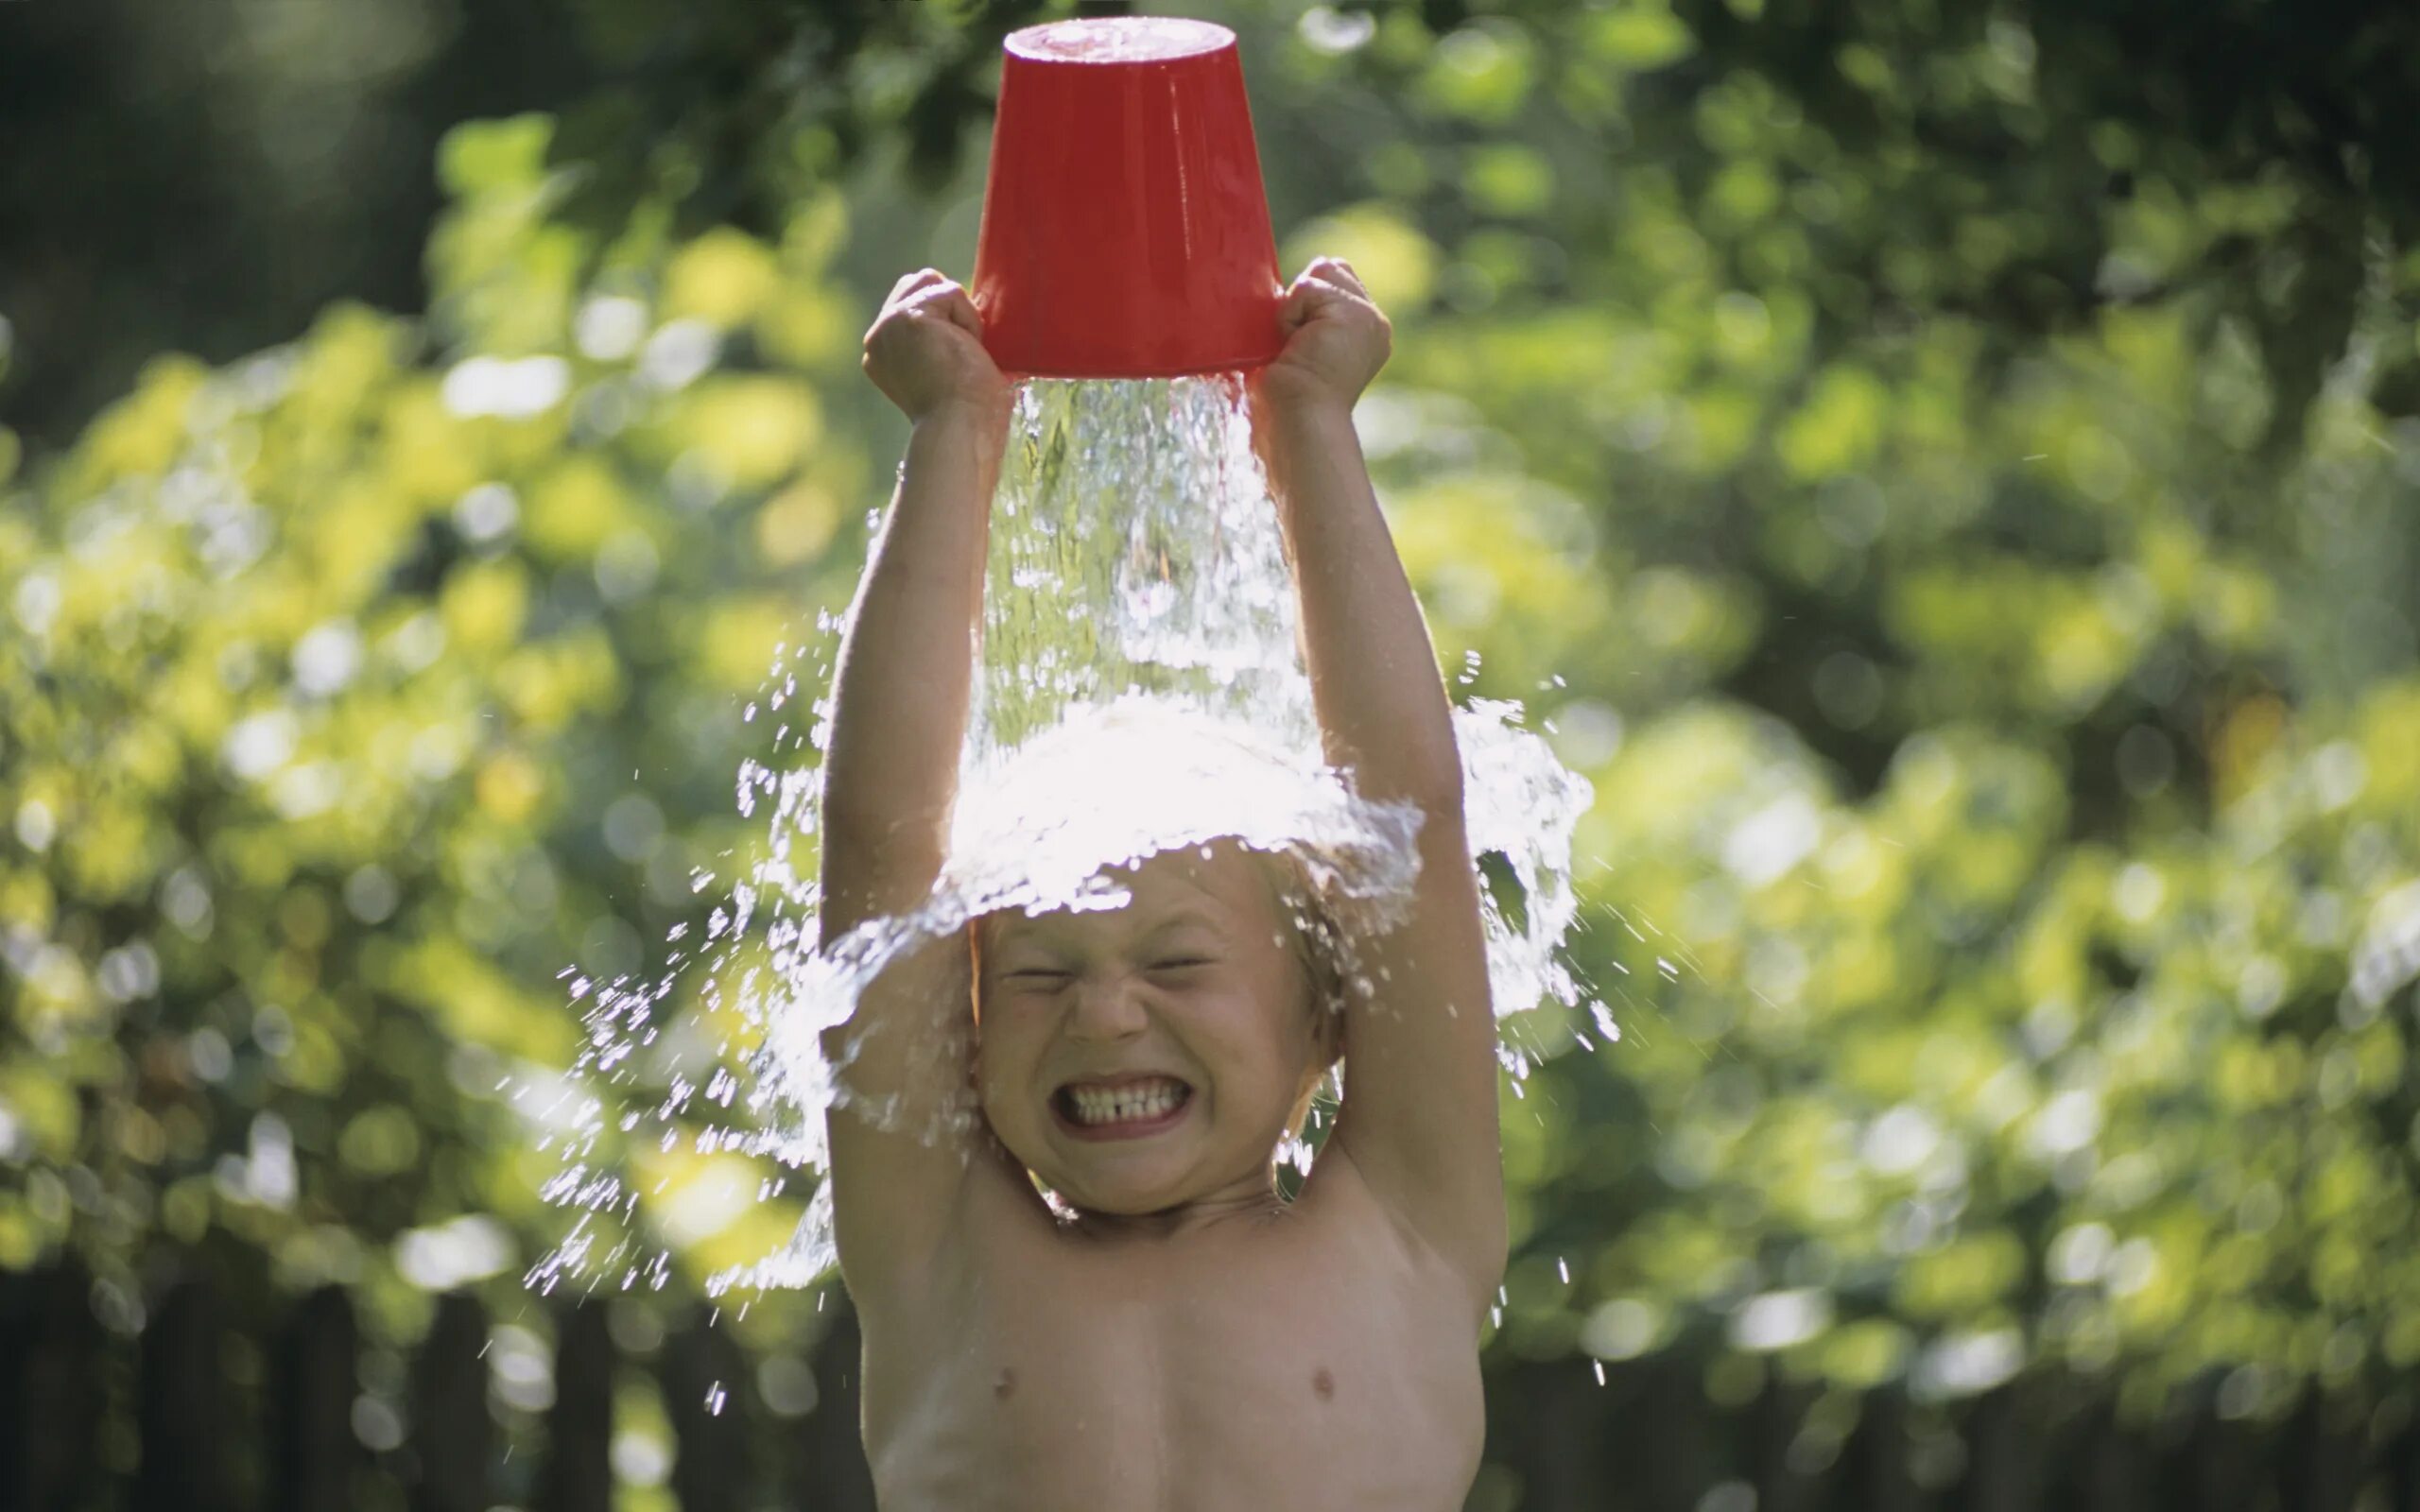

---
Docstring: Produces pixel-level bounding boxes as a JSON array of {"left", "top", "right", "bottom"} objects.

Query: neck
[{"left": 1063, "top": 1168, "right": 1291, "bottom": 1241}]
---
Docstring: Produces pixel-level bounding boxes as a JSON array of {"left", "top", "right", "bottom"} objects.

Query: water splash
[{"left": 529, "top": 375, "right": 1600, "bottom": 1299}]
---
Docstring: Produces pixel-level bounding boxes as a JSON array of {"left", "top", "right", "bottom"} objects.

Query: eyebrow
[
  {"left": 993, "top": 907, "right": 1229, "bottom": 948},
  {"left": 1140, "top": 909, "right": 1232, "bottom": 942}
]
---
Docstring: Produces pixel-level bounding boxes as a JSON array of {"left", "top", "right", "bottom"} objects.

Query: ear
[
  {"left": 966, "top": 919, "right": 985, "bottom": 1028},
  {"left": 1286, "top": 1057, "right": 1331, "bottom": 1147}
]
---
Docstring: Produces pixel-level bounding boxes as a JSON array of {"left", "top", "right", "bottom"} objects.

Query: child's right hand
[{"left": 862, "top": 270, "right": 1011, "bottom": 425}]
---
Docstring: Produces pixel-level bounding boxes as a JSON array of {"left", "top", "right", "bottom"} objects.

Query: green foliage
[
  {"left": 0, "top": 128, "right": 877, "bottom": 1397},
  {"left": 4, "top": 2, "right": 2420, "bottom": 1477},
  {"left": 1253, "top": 0, "right": 2420, "bottom": 1420}
]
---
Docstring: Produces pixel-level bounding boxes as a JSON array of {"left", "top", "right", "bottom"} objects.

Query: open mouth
[{"left": 1052, "top": 1075, "right": 1194, "bottom": 1140}]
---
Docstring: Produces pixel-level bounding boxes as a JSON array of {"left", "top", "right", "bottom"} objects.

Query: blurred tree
[
  {"left": 1236, "top": 0, "right": 2420, "bottom": 1439},
  {"left": 0, "top": 0, "right": 1035, "bottom": 449}
]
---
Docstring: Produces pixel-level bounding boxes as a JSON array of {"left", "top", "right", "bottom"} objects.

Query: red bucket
[{"left": 972, "top": 17, "right": 1285, "bottom": 380}]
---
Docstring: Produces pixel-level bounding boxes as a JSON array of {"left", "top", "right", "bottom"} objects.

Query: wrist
[
  {"left": 913, "top": 388, "right": 1013, "bottom": 436},
  {"left": 1252, "top": 357, "right": 1359, "bottom": 414},
  {"left": 1250, "top": 387, "right": 1360, "bottom": 462}
]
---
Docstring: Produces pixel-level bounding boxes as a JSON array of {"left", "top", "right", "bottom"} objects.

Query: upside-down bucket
[{"left": 972, "top": 17, "right": 1286, "bottom": 379}]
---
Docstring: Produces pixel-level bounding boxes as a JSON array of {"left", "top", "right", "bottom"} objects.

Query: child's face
[{"left": 973, "top": 841, "right": 1338, "bottom": 1217}]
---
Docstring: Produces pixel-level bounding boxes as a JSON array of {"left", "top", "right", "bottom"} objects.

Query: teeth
[{"left": 1065, "top": 1079, "right": 1186, "bottom": 1126}]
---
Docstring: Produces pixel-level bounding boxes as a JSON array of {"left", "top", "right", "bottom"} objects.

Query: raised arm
[
  {"left": 818, "top": 270, "right": 1010, "bottom": 1301},
  {"left": 1249, "top": 258, "right": 1506, "bottom": 1297}
]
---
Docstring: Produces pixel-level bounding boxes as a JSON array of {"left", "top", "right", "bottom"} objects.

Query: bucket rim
[{"left": 1004, "top": 16, "right": 1237, "bottom": 64}]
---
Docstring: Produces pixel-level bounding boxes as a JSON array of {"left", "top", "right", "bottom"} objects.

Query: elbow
[
  {"left": 1354, "top": 772, "right": 1465, "bottom": 844},
  {"left": 1406, "top": 714, "right": 1470, "bottom": 819},
  {"left": 1415, "top": 765, "right": 1470, "bottom": 825},
  {"left": 820, "top": 802, "right": 946, "bottom": 873},
  {"left": 816, "top": 805, "right": 948, "bottom": 945},
  {"left": 1395, "top": 758, "right": 1469, "bottom": 832},
  {"left": 1354, "top": 732, "right": 1467, "bottom": 821}
]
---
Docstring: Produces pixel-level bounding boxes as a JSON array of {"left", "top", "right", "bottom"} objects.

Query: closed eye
[{"left": 1150, "top": 957, "right": 1213, "bottom": 971}]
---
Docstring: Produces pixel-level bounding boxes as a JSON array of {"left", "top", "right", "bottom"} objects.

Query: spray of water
[{"left": 527, "top": 375, "right": 1599, "bottom": 1299}]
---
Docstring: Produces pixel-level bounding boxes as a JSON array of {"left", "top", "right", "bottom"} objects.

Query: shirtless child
[{"left": 816, "top": 256, "right": 1505, "bottom": 1510}]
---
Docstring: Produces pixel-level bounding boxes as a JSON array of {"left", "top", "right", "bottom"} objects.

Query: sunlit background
[{"left": 6, "top": 0, "right": 2420, "bottom": 1506}]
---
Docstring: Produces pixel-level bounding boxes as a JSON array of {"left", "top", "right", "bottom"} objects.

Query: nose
[{"left": 1063, "top": 970, "right": 1148, "bottom": 1044}]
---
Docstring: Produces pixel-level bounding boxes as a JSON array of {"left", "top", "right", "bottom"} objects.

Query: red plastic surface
[{"left": 972, "top": 18, "right": 1285, "bottom": 380}]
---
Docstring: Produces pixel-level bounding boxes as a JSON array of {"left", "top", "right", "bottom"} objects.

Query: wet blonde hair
[{"left": 965, "top": 843, "right": 1341, "bottom": 1009}]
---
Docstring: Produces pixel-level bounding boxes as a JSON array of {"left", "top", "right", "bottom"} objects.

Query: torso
[{"left": 854, "top": 1144, "right": 1488, "bottom": 1512}]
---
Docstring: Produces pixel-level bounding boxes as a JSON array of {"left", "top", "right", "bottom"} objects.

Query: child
[{"left": 817, "top": 256, "right": 1504, "bottom": 1508}]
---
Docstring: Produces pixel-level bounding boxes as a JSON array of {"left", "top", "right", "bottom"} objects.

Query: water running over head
[{"left": 529, "top": 374, "right": 1597, "bottom": 1298}]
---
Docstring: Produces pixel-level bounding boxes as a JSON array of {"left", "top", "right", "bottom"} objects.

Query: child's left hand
[{"left": 1252, "top": 257, "right": 1391, "bottom": 415}]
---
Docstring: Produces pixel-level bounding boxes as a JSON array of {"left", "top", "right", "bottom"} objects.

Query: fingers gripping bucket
[{"left": 973, "top": 18, "right": 1286, "bottom": 380}]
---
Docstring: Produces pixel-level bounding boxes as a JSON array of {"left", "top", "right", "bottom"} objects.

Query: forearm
[
  {"left": 1257, "top": 399, "right": 1463, "bottom": 812},
  {"left": 819, "top": 401, "right": 1008, "bottom": 934}
]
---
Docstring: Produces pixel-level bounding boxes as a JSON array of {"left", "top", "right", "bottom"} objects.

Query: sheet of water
[{"left": 527, "top": 375, "right": 1599, "bottom": 1299}]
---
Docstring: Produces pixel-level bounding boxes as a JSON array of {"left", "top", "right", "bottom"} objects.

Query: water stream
[{"left": 529, "top": 375, "right": 1599, "bottom": 1299}]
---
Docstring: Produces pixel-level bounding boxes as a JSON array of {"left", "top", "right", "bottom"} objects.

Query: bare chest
[{"left": 859, "top": 1196, "right": 1484, "bottom": 1512}]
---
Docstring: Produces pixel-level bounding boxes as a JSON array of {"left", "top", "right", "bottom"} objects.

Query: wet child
[{"left": 817, "top": 256, "right": 1503, "bottom": 1509}]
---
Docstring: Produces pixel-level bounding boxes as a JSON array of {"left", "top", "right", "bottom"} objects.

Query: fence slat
[
  {"left": 793, "top": 1297, "right": 879, "bottom": 1512},
  {"left": 540, "top": 1303, "right": 613, "bottom": 1512},
  {"left": 1495, "top": 1360, "right": 1612, "bottom": 1512},
  {"left": 0, "top": 1262, "right": 103, "bottom": 1512},
  {"left": 410, "top": 1292, "right": 492, "bottom": 1512},
  {"left": 2278, "top": 1390, "right": 2367, "bottom": 1512},
  {"left": 2393, "top": 1407, "right": 2420, "bottom": 1512},
  {"left": 1840, "top": 1386, "right": 1921, "bottom": 1512},
  {"left": 662, "top": 1307, "right": 752, "bottom": 1512},
  {"left": 2074, "top": 1398, "right": 2147, "bottom": 1512},
  {"left": 1960, "top": 1387, "right": 2038, "bottom": 1512},
  {"left": 2159, "top": 1407, "right": 2262, "bottom": 1512},
  {"left": 1744, "top": 1379, "right": 1822, "bottom": 1512},
  {"left": 134, "top": 1276, "right": 233, "bottom": 1512},
  {"left": 271, "top": 1284, "right": 360, "bottom": 1512},
  {"left": 1626, "top": 1357, "right": 1719, "bottom": 1512}
]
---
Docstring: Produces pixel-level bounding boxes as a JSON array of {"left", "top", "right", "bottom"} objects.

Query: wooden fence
[
  {"left": 1484, "top": 1353, "right": 2420, "bottom": 1512},
  {"left": 7, "top": 1261, "right": 2420, "bottom": 1510},
  {"left": 0, "top": 1262, "right": 873, "bottom": 1512}
]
